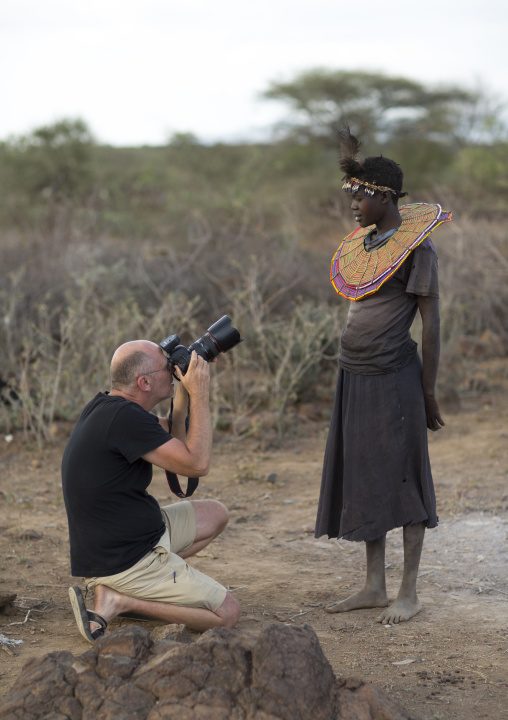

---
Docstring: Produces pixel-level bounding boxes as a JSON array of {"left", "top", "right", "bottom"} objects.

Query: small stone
[
  {"left": 19, "top": 529, "right": 42, "bottom": 540},
  {"left": 0, "top": 592, "right": 17, "bottom": 610},
  {"left": 150, "top": 623, "right": 186, "bottom": 642},
  {"left": 297, "top": 403, "right": 322, "bottom": 421}
]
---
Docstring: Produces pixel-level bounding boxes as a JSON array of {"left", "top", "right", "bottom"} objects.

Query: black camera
[{"left": 160, "top": 315, "right": 242, "bottom": 377}]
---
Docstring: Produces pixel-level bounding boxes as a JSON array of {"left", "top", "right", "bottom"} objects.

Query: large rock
[{"left": 1, "top": 624, "right": 412, "bottom": 720}]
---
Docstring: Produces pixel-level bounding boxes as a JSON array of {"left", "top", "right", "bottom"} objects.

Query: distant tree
[
  {"left": 6, "top": 118, "right": 95, "bottom": 200},
  {"left": 446, "top": 86, "right": 508, "bottom": 145},
  {"left": 168, "top": 131, "right": 200, "bottom": 147},
  {"left": 262, "top": 69, "right": 504, "bottom": 150}
]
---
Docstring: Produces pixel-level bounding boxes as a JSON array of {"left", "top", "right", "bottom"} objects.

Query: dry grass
[{"left": 0, "top": 196, "right": 506, "bottom": 445}]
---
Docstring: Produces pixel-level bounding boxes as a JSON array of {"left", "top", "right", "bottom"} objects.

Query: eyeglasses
[{"left": 140, "top": 365, "right": 171, "bottom": 377}]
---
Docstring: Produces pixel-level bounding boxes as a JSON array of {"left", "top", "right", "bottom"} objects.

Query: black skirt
[{"left": 315, "top": 353, "right": 437, "bottom": 542}]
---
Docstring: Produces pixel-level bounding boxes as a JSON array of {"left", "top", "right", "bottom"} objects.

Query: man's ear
[{"left": 137, "top": 375, "right": 151, "bottom": 392}]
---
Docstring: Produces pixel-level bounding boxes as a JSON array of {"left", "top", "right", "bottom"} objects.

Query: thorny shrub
[{"left": 0, "top": 200, "right": 506, "bottom": 446}]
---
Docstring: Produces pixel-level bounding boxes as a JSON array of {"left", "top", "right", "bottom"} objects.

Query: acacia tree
[{"left": 262, "top": 69, "right": 502, "bottom": 150}]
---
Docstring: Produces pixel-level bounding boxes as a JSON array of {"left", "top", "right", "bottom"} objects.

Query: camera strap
[
  {"left": 165, "top": 471, "right": 199, "bottom": 498},
  {"left": 165, "top": 397, "right": 199, "bottom": 498}
]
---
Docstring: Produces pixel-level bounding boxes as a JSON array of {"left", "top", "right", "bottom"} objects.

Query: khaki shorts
[{"left": 85, "top": 501, "right": 227, "bottom": 612}]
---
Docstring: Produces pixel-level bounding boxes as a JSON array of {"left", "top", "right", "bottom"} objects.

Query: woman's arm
[{"left": 417, "top": 295, "right": 445, "bottom": 432}]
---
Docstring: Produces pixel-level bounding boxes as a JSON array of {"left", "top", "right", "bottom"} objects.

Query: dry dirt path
[{"left": 1, "top": 389, "right": 507, "bottom": 719}]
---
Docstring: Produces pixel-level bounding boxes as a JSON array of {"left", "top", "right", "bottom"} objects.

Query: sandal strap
[
  {"left": 90, "top": 626, "right": 106, "bottom": 640},
  {"left": 87, "top": 610, "right": 108, "bottom": 630}
]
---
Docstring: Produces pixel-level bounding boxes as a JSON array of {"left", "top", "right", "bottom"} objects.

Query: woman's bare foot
[
  {"left": 375, "top": 596, "right": 422, "bottom": 624},
  {"left": 325, "top": 588, "right": 389, "bottom": 614}
]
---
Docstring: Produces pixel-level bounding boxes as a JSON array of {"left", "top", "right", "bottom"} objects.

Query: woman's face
[{"left": 349, "top": 188, "right": 388, "bottom": 228}]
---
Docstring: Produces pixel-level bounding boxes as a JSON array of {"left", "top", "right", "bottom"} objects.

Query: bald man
[{"left": 62, "top": 340, "right": 239, "bottom": 644}]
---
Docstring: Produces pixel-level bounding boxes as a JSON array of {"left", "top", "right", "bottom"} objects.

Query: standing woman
[{"left": 315, "top": 128, "right": 452, "bottom": 624}]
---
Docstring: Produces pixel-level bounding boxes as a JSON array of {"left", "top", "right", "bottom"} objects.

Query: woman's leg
[
  {"left": 375, "top": 521, "right": 425, "bottom": 624},
  {"left": 325, "top": 535, "right": 389, "bottom": 613}
]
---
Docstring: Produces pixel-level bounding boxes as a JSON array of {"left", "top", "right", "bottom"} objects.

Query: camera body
[{"left": 160, "top": 315, "right": 242, "bottom": 376}]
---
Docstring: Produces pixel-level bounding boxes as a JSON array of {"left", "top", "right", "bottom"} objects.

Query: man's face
[
  {"left": 146, "top": 349, "right": 175, "bottom": 401},
  {"left": 349, "top": 188, "right": 386, "bottom": 228}
]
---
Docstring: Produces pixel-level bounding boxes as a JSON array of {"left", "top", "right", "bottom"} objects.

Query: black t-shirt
[{"left": 61, "top": 393, "right": 172, "bottom": 577}]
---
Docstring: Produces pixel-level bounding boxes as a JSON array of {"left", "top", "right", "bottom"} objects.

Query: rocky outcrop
[{"left": 1, "top": 623, "right": 412, "bottom": 720}]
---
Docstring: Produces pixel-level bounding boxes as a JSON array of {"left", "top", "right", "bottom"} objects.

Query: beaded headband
[{"left": 342, "top": 177, "right": 398, "bottom": 197}]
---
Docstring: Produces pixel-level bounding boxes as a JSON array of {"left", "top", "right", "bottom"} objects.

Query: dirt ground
[{"left": 1, "top": 362, "right": 508, "bottom": 720}]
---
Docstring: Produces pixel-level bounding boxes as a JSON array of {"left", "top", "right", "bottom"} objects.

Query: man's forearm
[
  {"left": 149, "top": 397, "right": 212, "bottom": 477},
  {"left": 170, "top": 382, "right": 189, "bottom": 441},
  {"left": 143, "top": 353, "right": 213, "bottom": 477},
  {"left": 183, "top": 397, "right": 212, "bottom": 476}
]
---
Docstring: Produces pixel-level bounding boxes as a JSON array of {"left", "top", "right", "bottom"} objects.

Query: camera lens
[
  {"left": 188, "top": 316, "right": 242, "bottom": 363},
  {"left": 159, "top": 316, "right": 242, "bottom": 377},
  {"left": 206, "top": 316, "right": 242, "bottom": 352}
]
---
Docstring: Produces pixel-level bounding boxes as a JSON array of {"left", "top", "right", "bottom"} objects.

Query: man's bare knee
[
  {"left": 192, "top": 499, "right": 229, "bottom": 538},
  {"left": 216, "top": 593, "right": 240, "bottom": 628},
  {"left": 214, "top": 501, "right": 229, "bottom": 533}
]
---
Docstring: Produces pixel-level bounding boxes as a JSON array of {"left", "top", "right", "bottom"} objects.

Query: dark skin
[
  {"left": 350, "top": 187, "right": 402, "bottom": 237},
  {"left": 350, "top": 187, "right": 444, "bottom": 431},
  {"left": 418, "top": 295, "right": 445, "bottom": 431},
  {"left": 326, "top": 187, "right": 444, "bottom": 623}
]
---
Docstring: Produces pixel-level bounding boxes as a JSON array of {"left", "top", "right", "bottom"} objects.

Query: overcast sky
[{"left": 1, "top": 0, "right": 507, "bottom": 146}]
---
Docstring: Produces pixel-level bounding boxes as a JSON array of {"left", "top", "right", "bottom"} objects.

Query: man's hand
[
  {"left": 175, "top": 351, "right": 210, "bottom": 403},
  {"left": 424, "top": 393, "right": 445, "bottom": 432}
]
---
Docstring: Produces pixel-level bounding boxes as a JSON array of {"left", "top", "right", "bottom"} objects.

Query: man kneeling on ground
[{"left": 62, "top": 340, "right": 239, "bottom": 644}]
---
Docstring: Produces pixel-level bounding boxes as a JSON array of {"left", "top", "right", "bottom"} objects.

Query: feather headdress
[
  {"left": 337, "top": 126, "right": 406, "bottom": 198},
  {"left": 338, "top": 126, "right": 364, "bottom": 178}
]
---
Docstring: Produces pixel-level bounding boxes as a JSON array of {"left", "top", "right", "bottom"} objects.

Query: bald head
[{"left": 110, "top": 340, "right": 164, "bottom": 390}]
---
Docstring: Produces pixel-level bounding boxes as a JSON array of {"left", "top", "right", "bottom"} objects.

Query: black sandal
[{"left": 68, "top": 586, "right": 108, "bottom": 644}]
